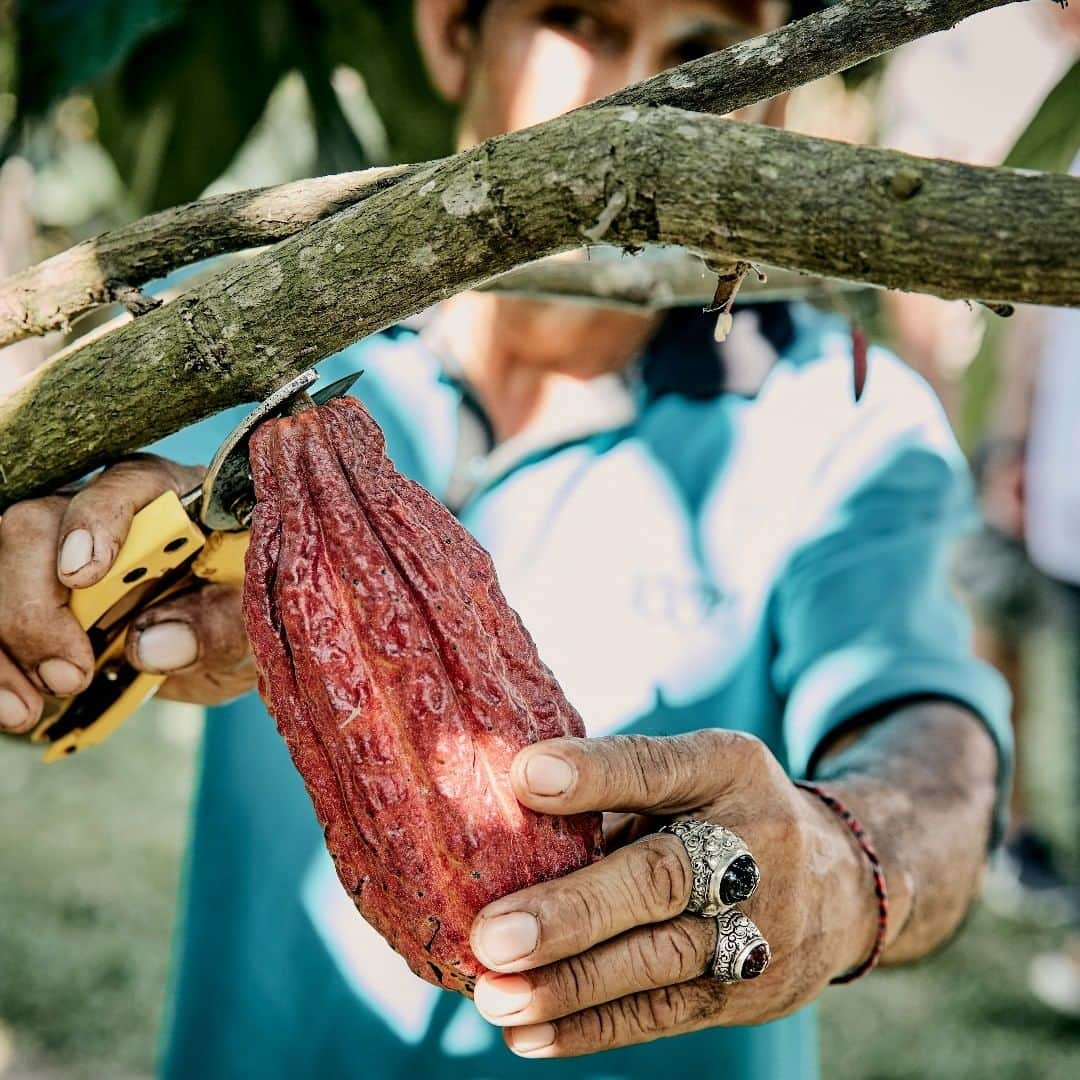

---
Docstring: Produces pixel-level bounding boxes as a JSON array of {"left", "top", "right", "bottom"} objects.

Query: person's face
[{"left": 417, "top": 0, "right": 788, "bottom": 148}]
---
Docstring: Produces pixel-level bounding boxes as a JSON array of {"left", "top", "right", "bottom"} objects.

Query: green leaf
[
  {"left": 1004, "top": 58, "right": 1080, "bottom": 174},
  {"left": 960, "top": 60, "right": 1080, "bottom": 448},
  {"left": 313, "top": 0, "right": 455, "bottom": 164},
  {"left": 289, "top": 0, "right": 370, "bottom": 177},
  {"left": 92, "top": 0, "right": 451, "bottom": 212},
  {"left": 94, "top": 1, "right": 293, "bottom": 211},
  {"left": 14, "top": 0, "right": 186, "bottom": 116}
]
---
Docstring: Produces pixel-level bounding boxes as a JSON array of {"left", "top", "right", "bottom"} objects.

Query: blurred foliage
[
  {"left": 14, "top": 0, "right": 185, "bottom": 116},
  {"left": 0, "top": 4, "right": 14, "bottom": 138},
  {"left": 5, "top": 0, "right": 861, "bottom": 216},
  {"left": 957, "top": 59, "right": 1080, "bottom": 452},
  {"left": 1, "top": 0, "right": 882, "bottom": 221},
  {"left": 11, "top": 0, "right": 454, "bottom": 212},
  {"left": 0, "top": 5, "right": 13, "bottom": 88},
  {"left": 1004, "top": 58, "right": 1080, "bottom": 175}
]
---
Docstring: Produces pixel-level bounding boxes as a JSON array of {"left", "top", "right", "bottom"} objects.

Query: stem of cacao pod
[{"left": 285, "top": 393, "right": 317, "bottom": 416}]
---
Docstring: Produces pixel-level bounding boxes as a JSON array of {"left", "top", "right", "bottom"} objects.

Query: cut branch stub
[{"left": 1, "top": 105, "right": 1076, "bottom": 508}]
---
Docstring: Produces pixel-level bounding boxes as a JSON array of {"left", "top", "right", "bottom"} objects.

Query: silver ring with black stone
[
  {"left": 658, "top": 819, "right": 761, "bottom": 917},
  {"left": 711, "top": 909, "right": 771, "bottom": 983}
]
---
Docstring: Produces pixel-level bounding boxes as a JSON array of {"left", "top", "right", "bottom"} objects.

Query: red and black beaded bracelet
[{"left": 794, "top": 780, "right": 889, "bottom": 985}]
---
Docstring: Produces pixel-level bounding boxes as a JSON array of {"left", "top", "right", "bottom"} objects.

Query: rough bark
[
  {"left": 1, "top": 106, "right": 1076, "bottom": 508},
  {"left": 603, "top": 0, "right": 1026, "bottom": 114},
  {"left": 0, "top": 0, "right": 1026, "bottom": 349}
]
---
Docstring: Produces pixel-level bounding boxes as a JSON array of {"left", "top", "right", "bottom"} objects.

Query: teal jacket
[{"left": 154, "top": 304, "right": 1010, "bottom": 1079}]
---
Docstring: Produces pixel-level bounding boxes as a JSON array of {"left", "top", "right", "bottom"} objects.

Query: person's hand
[
  {"left": 0, "top": 455, "right": 256, "bottom": 736},
  {"left": 469, "top": 731, "right": 878, "bottom": 1058}
]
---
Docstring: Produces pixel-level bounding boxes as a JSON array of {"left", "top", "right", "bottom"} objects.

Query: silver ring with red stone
[
  {"left": 659, "top": 819, "right": 761, "bottom": 917},
  {"left": 711, "top": 910, "right": 771, "bottom": 983}
]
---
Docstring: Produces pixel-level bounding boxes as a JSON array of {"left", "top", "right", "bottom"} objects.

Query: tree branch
[
  {"left": 0, "top": 166, "right": 412, "bottom": 349},
  {"left": 602, "top": 0, "right": 1026, "bottom": 113},
  {"left": 0, "top": 0, "right": 1027, "bottom": 349},
  {"left": 1, "top": 105, "right": 1076, "bottom": 507}
]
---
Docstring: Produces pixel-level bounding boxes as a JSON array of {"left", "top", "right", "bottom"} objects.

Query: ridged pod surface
[{"left": 243, "top": 396, "right": 604, "bottom": 994}]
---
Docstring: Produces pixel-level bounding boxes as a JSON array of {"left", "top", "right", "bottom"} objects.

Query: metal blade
[{"left": 200, "top": 370, "right": 361, "bottom": 531}]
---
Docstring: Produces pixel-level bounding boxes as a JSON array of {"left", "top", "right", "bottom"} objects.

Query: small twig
[
  {"left": 108, "top": 282, "right": 162, "bottom": 317},
  {"left": 816, "top": 278, "right": 870, "bottom": 403},
  {"left": 851, "top": 324, "right": 869, "bottom": 403},
  {"left": 705, "top": 261, "right": 752, "bottom": 342},
  {"left": 705, "top": 262, "right": 751, "bottom": 313}
]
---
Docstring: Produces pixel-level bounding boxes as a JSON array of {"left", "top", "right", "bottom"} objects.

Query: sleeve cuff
[{"left": 784, "top": 645, "right": 1014, "bottom": 848}]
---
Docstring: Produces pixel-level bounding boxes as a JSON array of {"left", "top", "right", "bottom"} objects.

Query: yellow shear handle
[
  {"left": 34, "top": 491, "right": 207, "bottom": 762},
  {"left": 191, "top": 529, "right": 248, "bottom": 588},
  {"left": 68, "top": 491, "right": 207, "bottom": 626}
]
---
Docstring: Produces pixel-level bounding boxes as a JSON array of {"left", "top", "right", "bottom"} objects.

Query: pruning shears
[{"left": 30, "top": 370, "right": 359, "bottom": 763}]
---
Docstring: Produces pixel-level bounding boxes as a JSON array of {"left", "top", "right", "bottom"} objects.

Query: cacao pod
[{"left": 243, "top": 396, "right": 604, "bottom": 995}]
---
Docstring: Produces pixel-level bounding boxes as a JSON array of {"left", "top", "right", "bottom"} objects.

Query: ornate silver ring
[
  {"left": 658, "top": 819, "right": 760, "bottom": 917},
  {"left": 711, "top": 909, "right": 771, "bottom": 983}
]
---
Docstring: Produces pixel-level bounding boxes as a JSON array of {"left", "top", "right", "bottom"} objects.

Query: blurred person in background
[
  {"left": 962, "top": 295, "right": 1080, "bottom": 928},
  {"left": 878, "top": 0, "right": 1076, "bottom": 417},
  {"left": 880, "top": 0, "right": 1079, "bottom": 914},
  {"left": 979, "top": 163, "right": 1080, "bottom": 1009},
  {"left": 0, "top": 2, "right": 1013, "bottom": 1077}
]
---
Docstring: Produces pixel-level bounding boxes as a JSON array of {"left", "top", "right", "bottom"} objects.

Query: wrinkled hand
[
  {"left": 0, "top": 455, "right": 256, "bottom": 736},
  {"left": 469, "top": 731, "right": 877, "bottom": 1058}
]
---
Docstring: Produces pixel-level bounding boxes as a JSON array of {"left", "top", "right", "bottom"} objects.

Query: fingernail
[
  {"left": 475, "top": 912, "right": 539, "bottom": 966},
  {"left": 58, "top": 529, "right": 93, "bottom": 576},
  {"left": 475, "top": 974, "right": 533, "bottom": 1018},
  {"left": 136, "top": 622, "right": 198, "bottom": 672},
  {"left": 38, "top": 658, "right": 85, "bottom": 696},
  {"left": 509, "top": 1022, "right": 556, "bottom": 1055},
  {"left": 524, "top": 754, "right": 574, "bottom": 796},
  {"left": 0, "top": 689, "right": 30, "bottom": 732}
]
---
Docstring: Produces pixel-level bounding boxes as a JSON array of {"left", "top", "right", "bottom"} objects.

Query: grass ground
[
  {"left": 0, "top": 703, "right": 199, "bottom": 1079},
  {"left": 0, "top": 631, "right": 1077, "bottom": 1079}
]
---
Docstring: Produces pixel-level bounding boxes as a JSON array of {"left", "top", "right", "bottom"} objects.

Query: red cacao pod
[{"left": 243, "top": 396, "right": 604, "bottom": 995}]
